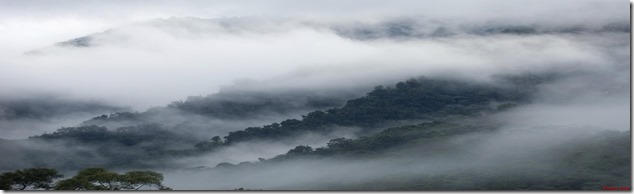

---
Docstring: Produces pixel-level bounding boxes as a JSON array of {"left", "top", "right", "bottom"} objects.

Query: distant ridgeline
[
  {"left": 50, "top": 17, "right": 630, "bottom": 49},
  {"left": 24, "top": 74, "right": 549, "bottom": 169},
  {"left": 79, "top": 88, "right": 356, "bottom": 127},
  {"left": 218, "top": 76, "right": 535, "bottom": 145}
]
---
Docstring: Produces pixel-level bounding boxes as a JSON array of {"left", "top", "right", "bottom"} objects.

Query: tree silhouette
[{"left": 0, "top": 168, "right": 62, "bottom": 190}]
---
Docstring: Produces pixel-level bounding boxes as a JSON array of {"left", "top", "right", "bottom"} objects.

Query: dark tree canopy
[
  {"left": 220, "top": 77, "right": 536, "bottom": 145},
  {"left": 54, "top": 168, "right": 169, "bottom": 190},
  {"left": 121, "top": 171, "right": 165, "bottom": 190},
  {"left": 0, "top": 168, "right": 62, "bottom": 190}
]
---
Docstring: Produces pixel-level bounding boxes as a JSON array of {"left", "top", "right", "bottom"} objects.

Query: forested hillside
[
  {"left": 0, "top": 72, "right": 628, "bottom": 190},
  {"left": 5, "top": 75, "right": 532, "bottom": 169},
  {"left": 193, "top": 119, "right": 630, "bottom": 190}
]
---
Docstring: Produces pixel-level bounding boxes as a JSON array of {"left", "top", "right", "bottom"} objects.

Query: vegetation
[
  {"left": 257, "top": 122, "right": 631, "bottom": 190},
  {"left": 18, "top": 75, "right": 545, "bottom": 170},
  {"left": 0, "top": 168, "right": 169, "bottom": 190},
  {"left": 268, "top": 121, "right": 491, "bottom": 160},
  {"left": 0, "top": 74, "right": 629, "bottom": 190},
  {"left": 33, "top": 124, "right": 184, "bottom": 147},
  {"left": 81, "top": 89, "right": 353, "bottom": 127},
  {"left": 0, "top": 168, "right": 62, "bottom": 190},
  {"left": 0, "top": 97, "right": 123, "bottom": 121},
  {"left": 167, "top": 91, "right": 348, "bottom": 119},
  {"left": 219, "top": 77, "right": 532, "bottom": 145},
  {"left": 55, "top": 168, "right": 170, "bottom": 190}
]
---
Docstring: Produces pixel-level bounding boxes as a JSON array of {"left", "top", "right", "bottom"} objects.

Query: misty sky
[
  {"left": 0, "top": 0, "right": 629, "bottom": 139},
  {"left": 0, "top": 0, "right": 627, "bottom": 108}
]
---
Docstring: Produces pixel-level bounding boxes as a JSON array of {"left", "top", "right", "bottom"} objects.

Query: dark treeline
[
  {"left": 55, "top": 17, "right": 631, "bottom": 48},
  {"left": 0, "top": 96, "right": 125, "bottom": 121},
  {"left": 0, "top": 73, "right": 629, "bottom": 190},
  {"left": 216, "top": 75, "right": 542, "bottom": 145},
  {"left": 167, "top": 90, "right": 353, "bottom": 119},
  {"left": 208, "top": 120, "right": 630, "bottom": 190},
  {"left": 81, "top": 88, "right": 360, "bottom": 126},
  {"left": 18, "top": 74, "right": 549, "bottom": 170},
  {"left": 0, "top": 167, "right": 170, "bottom": 190},
  {"left": 332, "top": 18, "right": 630, "bottom": 41},
  {"left": 269, "top": 121, "right": 481, "bottom": 159}
]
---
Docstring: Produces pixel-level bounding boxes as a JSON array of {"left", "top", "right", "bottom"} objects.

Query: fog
[
  {"left": 3, "top": 23, "right": 627, "bottom": 110},
  {"left": 0, "top": 95, "right": 127, "bottom": 139},
  {"left": 0, "top": 0, "right": 628, "bottom": 110},
  {"left": 161, "top": 125, "right": 627, "bottom": 190},
  {"left": 0, "top": 0, "right": 629, "bottom": 190},
  {"left": 160, "top": 75, "right": 630, "bottom": 189}
]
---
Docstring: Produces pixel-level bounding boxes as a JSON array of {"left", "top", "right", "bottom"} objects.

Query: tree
[
  {"left": 211, "top": 136, "right": 222, "bottom": 144},
  {"left": 84, "top": 170, "right": 120, "bottom": 190},
  {"left": 53, "top": 178, "right": 85, "bottom": 190},
  {"left": 121, "top": 171, "right": 164, "bottom": 190},
  {"left": 0, "top": 172, "right": 16, "bottom": 190},
  {"left": 327, "top": 137, "right": 353, "bottom": 150},
  {"left": 0, "top": 168, "right": 62, "bottom": 190},
  {"left": 287, "top": 145, "right": 314, "bottom": 155},
  {"left": 62, "top": 168, "right": 120, "bottom": 190},
  {"left": 54, "top": 168, "right": 169, "bottom": 191}
]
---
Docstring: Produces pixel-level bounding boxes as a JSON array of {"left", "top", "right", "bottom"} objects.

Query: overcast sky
[
  {"left": 0, "top": 0, "right": 628, "bottom": 110},
  {"left": 0, "top": 0, "right": 626, "bottom": 51}
]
